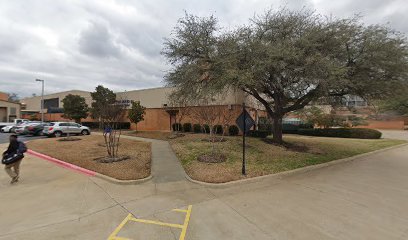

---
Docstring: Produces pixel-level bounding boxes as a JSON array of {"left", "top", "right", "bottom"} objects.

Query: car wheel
[
  {"left": 54, "top": 131, "right": 62, "bottom": 137},
  {"left": 81, "top": 130, "right": 89, "bottom": 135}
]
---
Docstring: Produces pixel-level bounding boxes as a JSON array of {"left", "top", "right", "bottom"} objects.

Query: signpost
[{"left": 235, "top": 103, "right": 255, "bottom": 175}]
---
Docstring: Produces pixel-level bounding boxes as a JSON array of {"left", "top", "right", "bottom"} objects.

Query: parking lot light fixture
[{"left": 35, "top": 79, "right": 45, "bottom": 123}]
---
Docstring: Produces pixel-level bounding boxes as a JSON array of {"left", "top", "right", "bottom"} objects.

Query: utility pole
[
  {"left": 242, "top": 102, "right": 246, "bottom": 175},
  {"left": 35, "top": 79, "right": 45, "bottom": 122}
]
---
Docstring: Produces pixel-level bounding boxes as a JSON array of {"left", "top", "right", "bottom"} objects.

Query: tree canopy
[
  {"left": 7, "top": 93, "right": 19, "bottom": 103},
  {"left": 128, "top": 101, "right": 146, "bottom": 131},
  {"left": 378, "top": 90, "right": 408, "bottom": 115},
  {"left": 90, "top": 85, "right": 117, "bottom": 120},
  {"left": 163, "top": 8, "right": 408, "bottom": 144},
  {"left": 62, "top": 94, "right": 89, "bottom": 123}
]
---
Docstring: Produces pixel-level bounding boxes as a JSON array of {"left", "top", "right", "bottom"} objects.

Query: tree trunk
[{"left": 272, "top": 116, "right": 283, "bottom": 144}]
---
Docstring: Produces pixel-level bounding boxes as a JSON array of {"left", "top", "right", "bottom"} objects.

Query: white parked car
[
  {"left": 0, "top": 119, "right": 29, "bottom": 130},
  {"left": 1, "top": 125, "right": 15, "bottom": 133},
  {"left": 43, "top": 122, "right": 91, "bottom": 137},
  {"left": 1, "top": 120, "right": 35, "bottom": 133}
]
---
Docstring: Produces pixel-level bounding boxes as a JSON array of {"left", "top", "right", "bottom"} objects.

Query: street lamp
[{"left": 35, "top": 79, "right": 45, "bottom": 122}]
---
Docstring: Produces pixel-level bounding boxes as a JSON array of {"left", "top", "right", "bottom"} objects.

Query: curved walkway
[{"left": 120, "top": 135, "right": 187, "bottom": 183}]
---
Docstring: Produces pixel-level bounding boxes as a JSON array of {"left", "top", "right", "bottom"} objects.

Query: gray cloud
[
  {"left": 0, "top": 0, "right": 406, "bottom": 98},
  {"left": 79, "top": 21, "right": 121, "bottom": 58}
]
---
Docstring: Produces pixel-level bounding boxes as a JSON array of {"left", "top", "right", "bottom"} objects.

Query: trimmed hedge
[
  {"left": 81, "top": 122, "right": 131, "bottom": 129},
  {"left": 213, "top": 125, "right": 223, "bottom": 134},
  {"left": 260, "top": 123, "right": 314, "bottom": 134},
  {"left": 193, "top": 124, "right": 202, "bottom": 133},
  {"left": 297, "top": 128, "right": 382, "bottom": 139},
  {"left": 247, "top": 130, "right": 269, "bottom": 138},
  {"left": 228, "top": 125, "right": 239, "bottom": 136},
  {"left": 202, "top": 124, "right": 210, "bottom": 134},
  {"left": 183, "top": 123, "right": 192, "bottom": 132},
  {"left": 172, "top": 123, "right": 183, "bottom": 131}
]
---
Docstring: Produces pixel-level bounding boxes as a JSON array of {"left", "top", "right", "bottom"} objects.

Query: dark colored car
[{"left": 24, "top": 123, "right": 51, "bottom": 136}]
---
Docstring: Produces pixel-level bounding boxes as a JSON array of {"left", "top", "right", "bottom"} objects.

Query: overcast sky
[{"left": 1, "top": 0, "right": 407, "bottom": 98}]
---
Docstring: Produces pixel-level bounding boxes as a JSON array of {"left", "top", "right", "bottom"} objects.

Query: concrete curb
[
  {"left": 184, "top": 143, "right": 408, "bottom": 188},
  {"left": 27, "top": 149, "right": 97, "bottom": 177},
  {"left": 27, "top": 149, "right": 153, "bottom": 185},
  {"left": 93, "top": 172, "right": 153, "bottom": 185}
]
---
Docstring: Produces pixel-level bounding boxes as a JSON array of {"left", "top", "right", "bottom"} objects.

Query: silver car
[{"left": 43, "top": 122, "right": 91, "bottom": 137}]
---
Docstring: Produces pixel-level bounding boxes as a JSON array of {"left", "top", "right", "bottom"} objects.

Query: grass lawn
[
  {"left": 27, "top": 135, "right": 151, "bottom": 180},
  {"left": 170, "top": 134, "right": 406, "bottom": 183}
]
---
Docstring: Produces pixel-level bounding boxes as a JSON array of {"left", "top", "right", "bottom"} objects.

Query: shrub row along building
[{"left": 19, "top": 87, "right": 408, "bottom": 131}]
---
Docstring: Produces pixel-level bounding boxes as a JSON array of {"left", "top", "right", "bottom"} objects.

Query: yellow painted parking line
[
  {"left": 107, "top": 214, "right": 132, "bottom": 240},
  {"left": 128, "top": 217, "right": 184, "bottom": 229},
  {"left": 179, "top": 205, "right": 193, "bottom": 240},
  {"left": 172, "top": 208, "right": 188, "bottom": 213},
  {"left": 107, "top": 205, "right": 193, "bottom": 240}
]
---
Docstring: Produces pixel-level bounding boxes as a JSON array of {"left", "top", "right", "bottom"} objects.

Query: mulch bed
[{"left": 27, "top": 135, "right": 152, "bottom": 180}]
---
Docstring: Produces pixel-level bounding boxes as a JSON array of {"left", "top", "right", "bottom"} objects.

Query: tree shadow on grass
[{"left": 261, "top": 138, "right": 324, "bottom": 154}]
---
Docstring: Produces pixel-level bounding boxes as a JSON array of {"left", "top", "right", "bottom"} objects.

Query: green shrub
[
  {"left": 247, "top": 130, "right": 269, "bottom": 138},
  {"left": 202, "top": 124, "right": 210, "bottom": 133},
  {"left": 282, "top": 124, "right": 299, "bottom": 134},
  {"left": 297, "top": 128, "right": 382, "bottom": 139},
  {"left": 228, "top": 125, "right": 239, "bottom": 136},
  {"left": 299, "top": 123, "right": 314, "bottom": 129},
  {"left": 183, "top": 123, "right": 192, "bottom": 132},
  {"left": 193, "top": 124, "right": 202, "bottom": 133},
  {"left": 213, "top": 125, "right": 223, "bottom": 134},
  {"left": 172, "top": 123, "right": 183, "bottom": 131}
]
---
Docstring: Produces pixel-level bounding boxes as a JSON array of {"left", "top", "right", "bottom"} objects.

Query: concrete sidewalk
[
  {"left": 381, "top": 130, "right": 408, "bottom": 141},
  {"left": 1, "top": 142, "right": 408, "bottom": 239},
  {"left": 120, "top": 134, "right": 187, "bottom": 183}
]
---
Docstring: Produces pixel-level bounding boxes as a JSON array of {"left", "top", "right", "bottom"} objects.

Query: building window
[
  {"left": 44, "top": 98, "right": 59, "bottom": 109},
  {"left": 10, "top": 107, "right": 16, "bottom": 115}
]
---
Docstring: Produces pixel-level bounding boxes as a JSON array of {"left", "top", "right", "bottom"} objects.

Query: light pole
[{"left": 35, "top": 79, "right": 45, "bottom": 122}]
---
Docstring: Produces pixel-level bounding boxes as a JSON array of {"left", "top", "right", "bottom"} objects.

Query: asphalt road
[{"left": 0, "top": 132, "right": 46, "bottom": 144}]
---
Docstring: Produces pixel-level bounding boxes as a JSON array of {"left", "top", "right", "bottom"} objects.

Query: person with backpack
[{"left": 2, "top": 134, "right": 27, "bottom": 184}]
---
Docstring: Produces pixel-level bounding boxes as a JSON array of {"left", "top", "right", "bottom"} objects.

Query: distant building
[
  {"left": 341, "top": 95, "right": 368, "bottom": 107},
  {"left": 0, "top": 92, "right": 21, "bottom": 122}
]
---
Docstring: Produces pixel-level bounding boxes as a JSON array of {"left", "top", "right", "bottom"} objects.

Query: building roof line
[{"left": 0, "top": 99, "right": 20, "bottom": 105}]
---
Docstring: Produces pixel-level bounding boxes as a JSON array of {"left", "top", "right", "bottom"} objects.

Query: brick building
[
  {"left": 20, "top": 87, "right": 264, "bottom": 131},
  {"left": 0, "top": 92, "right": 21, "bottom": 122}
]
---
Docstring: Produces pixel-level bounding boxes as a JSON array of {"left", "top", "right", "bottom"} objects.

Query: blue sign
[
  {"left": 104, "top": 126, "right": 112, "bottom": 133},
  {"left": 235, "top": 110, "right": 255, "bottom": 133}
]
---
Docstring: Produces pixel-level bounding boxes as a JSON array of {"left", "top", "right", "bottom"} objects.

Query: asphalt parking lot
[{"left": 0, "top": 132, "right": 46, "bottom": 144}]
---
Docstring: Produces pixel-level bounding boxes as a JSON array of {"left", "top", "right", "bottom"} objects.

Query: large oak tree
[{"left": 163, "top": 8, "right": 408, "bottom": 144}]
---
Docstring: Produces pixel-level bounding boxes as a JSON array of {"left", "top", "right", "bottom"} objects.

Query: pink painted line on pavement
[{"left": 27, "top": 149, "right": 96, "bottom": 177}]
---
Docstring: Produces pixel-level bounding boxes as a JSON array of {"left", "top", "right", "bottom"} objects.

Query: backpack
[{"left": 18, "top": 142, "right": 27, "bottom": 153}]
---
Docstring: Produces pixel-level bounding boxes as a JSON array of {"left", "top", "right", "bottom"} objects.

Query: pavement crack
[{"left": 88, "top": 178, "right": 132, "bottom": 214}]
